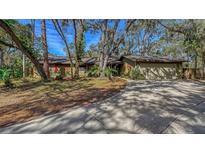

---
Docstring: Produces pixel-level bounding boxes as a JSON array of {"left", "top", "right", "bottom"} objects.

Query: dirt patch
[{"left": 0, "top": 77, "right": 127, "bottom": 128}]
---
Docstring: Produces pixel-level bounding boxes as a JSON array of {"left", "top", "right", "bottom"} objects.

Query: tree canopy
[{"left": 1, "top": 19, "right": 205, "bottom": 80}]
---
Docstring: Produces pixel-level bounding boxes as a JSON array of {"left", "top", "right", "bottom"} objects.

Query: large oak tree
[{"left": 0, "top": 19, "right": 48, "bottom": 80}]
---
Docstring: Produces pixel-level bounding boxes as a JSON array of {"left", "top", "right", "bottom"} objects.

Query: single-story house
[
  {"left": 120, "top": 55, "right": 187, "bottom": 80},
  {"left": 37, "top": 54, "right": 187, "bottom": 80},
  {"left": 38, "top": 55, "right": 123, "bottom": 77},
  {"left": 38, "top": 55, "right": 96, "bottom": 77}
]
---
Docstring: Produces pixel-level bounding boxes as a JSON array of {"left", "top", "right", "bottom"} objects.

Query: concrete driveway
[{"left": 0, "top": 80, "right": 205, "bottom": 134}]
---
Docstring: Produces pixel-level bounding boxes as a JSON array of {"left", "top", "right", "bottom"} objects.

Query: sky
[{"left": 18, "top": 19, "right": 101, "bottom": 56}]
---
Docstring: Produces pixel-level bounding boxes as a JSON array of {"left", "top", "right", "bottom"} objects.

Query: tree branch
[
  {"left": 112, "top": 19, "right": 136, "bottom": 52},
  {"left": 0, "top": 39, "right": 19, "bottom": 49},
  {"left": 156, "top": 20, "right": 184, "bottom": 34},
  {"left": 0, "top": 19, "right": 47, "bottom": 80}
]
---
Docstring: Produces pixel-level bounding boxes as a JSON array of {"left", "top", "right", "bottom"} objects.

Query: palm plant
[
  {"left": 129, "top": 66, "right": 145, "bottom": 80},
  {"left": 0, "top": 68, "right": 13, "bottom": 87},
  {"left": 87, "top": 65, "right": 118, "bottom": 80},
  {"left": 87, "top": 65, "right": 101, "bottom": 77},
  {"left": 104, "top": 67, "right": 118, "bottom": 80}
]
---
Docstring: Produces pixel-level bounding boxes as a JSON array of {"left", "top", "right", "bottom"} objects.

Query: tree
[
  {"left": 0, "top": 19, "right": 48, "bottom": 80},
  {"left": 41, "top": 19, "right": 50, "bottom": 78},
  {"left": 31, "top": 19, "right": 35, "bottom": 45},
  {"left": 52, "top": 19, "right": 74, "bottom": 79},
  {"left": 0, "top": 46, "right": 3, "bottom": 68},
  {"left": 123, "top": 20, "right": 163, "bottom": 56},
  {"left": 87, "top": 43, "right": 99, "bottom": 57},
  {"left": 22, "top": 19, "right": 35, "bottom": 78},
  {"left": 73, "top": 19, "right": 86, "bottom": 79},
  {"left": 98, "top": 19, "right": 136, "bottom": 77},
  {"left": 157, "top": 19, "right": 205, "bottom": 79}
]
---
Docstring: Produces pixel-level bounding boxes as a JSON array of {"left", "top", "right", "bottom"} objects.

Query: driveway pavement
[{"left": 0, "top": 80, "right": 205, "bottom": 134}]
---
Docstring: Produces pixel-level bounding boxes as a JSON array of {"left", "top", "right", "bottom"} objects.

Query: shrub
[
  {"left": 13, "top": 67, "right": 23, "bottom": 78},
  {"left": 129, "top": 66, "right": 145, "bottom": 80},
  {"left": 87, "top": 65, "right": 101, "bottom": 77},
  {"left": 87, "top": 65, "right": 118, "bottom": 79},
  {"left": 0, "top": 68, "right": 13, "bottom": 87},
  {"left": 104, "top": 67, "right": 118, "bottom": 80}
]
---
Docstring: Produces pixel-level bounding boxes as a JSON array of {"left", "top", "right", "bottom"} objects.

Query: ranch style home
[{"left": 36, "top": 54, "right": 187, "bottom": 80}]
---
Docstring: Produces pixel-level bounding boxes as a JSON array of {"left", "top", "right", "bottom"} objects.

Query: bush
[
  {"left": 104, "top": 67, "right": 118, "bottom": 80},
  {"left": 13, "top": 67, "right": 23, "bottom": 78},
  {"left": 0, "top": 68, "right": 13, "bottom": 87},
  {"left": 87, "top": 65, "right": 118, "bottom": 79},
  {"left": 129, "top": 66, "right": 145, "bottom": 80},
  {"left": 87, "top": 65, "right": 101, "bottom": 77}
]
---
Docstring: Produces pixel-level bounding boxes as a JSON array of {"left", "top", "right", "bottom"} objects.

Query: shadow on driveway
[{"left": 0, "top": 80, "right": 205, "bottom": 134}]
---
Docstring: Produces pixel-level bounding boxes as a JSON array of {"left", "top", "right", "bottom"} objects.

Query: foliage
[
  {"left": 76, "top": 29, "right": 86, "bottom": 58},
  {"left": 129, "top": 66, "right": 145, "bottom": 80},
  {"left": 123, "top": 19, "right": 162, "bottom": 55},
  {"left": 0, "top": 19, "right": 47, "bottom": 80},
  {"left": 104, "top": 67, "right": 118, "bottom": 79},
  {"left": 2, "top": 49, "right": 25, "bottom": 78},
  {"left": 2, "top": 19, "right": 205, "bottom": 80},
  {"left": 13, "top": 67, "right": 23, "bottom": 78},
  {"left": 2, "top": 20, "right": 43, "bottom": 59},
  {"left": 87, "top": 43, "right": 100, "bottom": 57},
  {"left": 159, "top": 20, "right": 205, "bottom": 67},
  {"left": 4, "top": 20, "right": 34, "bottom": 52},
  {"left": 87, "top": 65, "right": 118, "bottom": 79},
  {"left": 0, "top": 68, "right": 13, "bottom": 87},
  {"left": 87, "top": 65, "right": 101, "bottom": 77}
]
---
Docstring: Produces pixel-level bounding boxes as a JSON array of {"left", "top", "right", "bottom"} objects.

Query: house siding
[
  {"left": 122, "top": 60, "right": 183, "bottom": 80},
  {"left": 138, "top": 62, "right": 182, "bottom": 80},
  {"left": 121, "top": 57, "right": 135, "bottom": 74}
]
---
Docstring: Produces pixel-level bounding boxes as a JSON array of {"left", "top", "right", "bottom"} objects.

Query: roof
[
  {"left": 95, "top": 55, "right": 123, "bottom": 65},
  {"left": 122, "top": 55, "right": 188, "bottom": 63},
  {"left": 38, "top": 54, "right": 186, "bottom": 66},
  {"left": 39, "top": 56, "right": 97, "bottom": 65},
  {"left": 39, "top": 55, "right": 123, "bottom": 66}
]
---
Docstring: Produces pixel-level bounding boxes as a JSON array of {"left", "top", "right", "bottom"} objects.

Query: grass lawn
[{"left": 0, "top": 77, "right": 127, "bottom": 127}]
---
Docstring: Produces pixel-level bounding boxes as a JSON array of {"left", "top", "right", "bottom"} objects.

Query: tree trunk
[
  {"left": 52, "top": 19, "right": 74, "bottom": 79},
  {"left": 74, "top": 60, "right": 80, "bottom": 79},
  {"left": 201, "top": 40, "right": 205, "bottom": 80},
  {"left": 23, "top": 53, "right": 26, "bottom": 78},
  {"left": 0, "top": 19, "right": 48, "bottom": 80},
  {"left": 100, "top": 54, "right": 109, "bottom": 78},
  {"left": 73, "top": 19, "right": 80, "bottom": 79},
  {"left": 41, "top": 19, "right": 50, "bottom": 79},
  {"left": 31, "top": 19, "right": 35, "bottom": 46},
  {"left": 194, "top": 53, "right": 197, "bottom": 78},
  {"left": 202, "top": 50, "right": 205, "bottom": 79},
  {"left": 99, "top": 52, "right": 104, "bottom": 68},
  {"left": 30, "top": 19, "right": 35, "bottom": 78},
  {"left": 0, "top": 47, "right": 3, "bottom": 68},
  {"left": 99, "top": 23, "right": 108, "bottom": 77}
]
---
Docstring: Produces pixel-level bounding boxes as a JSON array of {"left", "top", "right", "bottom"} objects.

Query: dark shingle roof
[
  {"left": 39, "top": 54, "right": 186, "bottom": 66},
  {"left": 39, "top": 55, "right": 97, "bottom": 65},
  {"left": 123, "top": 55, "right": 187, "bottom": 63}
]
